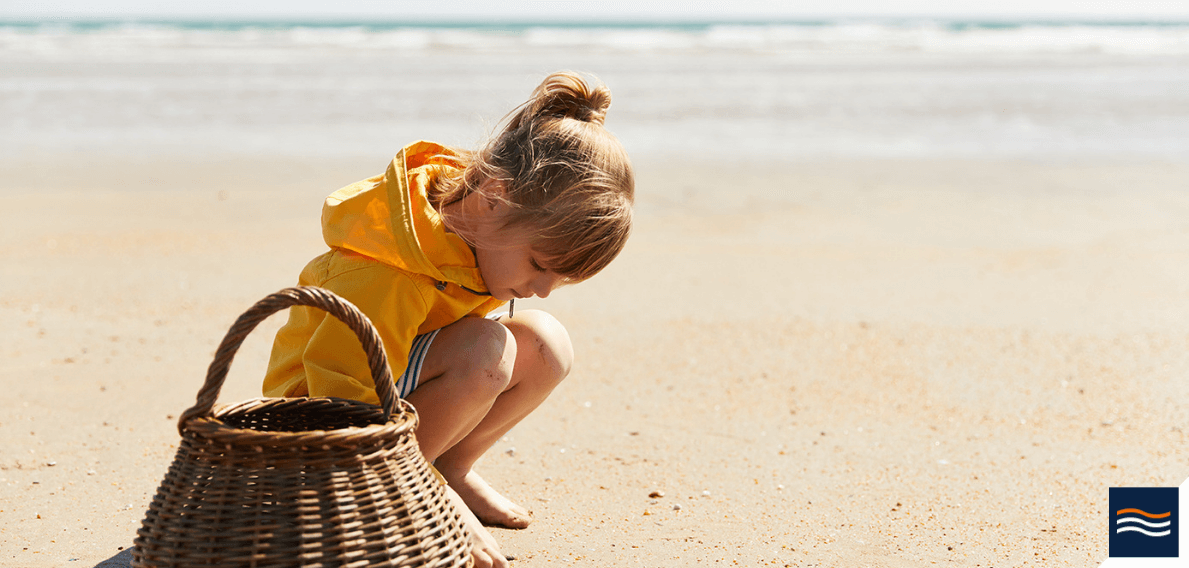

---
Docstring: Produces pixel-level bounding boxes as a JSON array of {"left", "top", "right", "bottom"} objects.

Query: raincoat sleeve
[{"left": 264, "top": 260, "right": 430, "bottom": 406}]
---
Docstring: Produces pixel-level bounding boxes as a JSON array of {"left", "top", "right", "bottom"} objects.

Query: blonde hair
[{"left": 431, "top": 71, "right": 635, "bottom": 282}]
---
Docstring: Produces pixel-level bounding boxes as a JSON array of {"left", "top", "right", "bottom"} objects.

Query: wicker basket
[{"left": 131, "top": 287, "right": 472, "bottom": 568}]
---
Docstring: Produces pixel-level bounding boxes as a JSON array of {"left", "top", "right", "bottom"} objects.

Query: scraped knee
[{"left": 503, "top": 309, "right": 573, "bottom": 388}]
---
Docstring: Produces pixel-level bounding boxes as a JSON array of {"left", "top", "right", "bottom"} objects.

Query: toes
[
  {"left": 476, "top": 506, "right": 531, "bottom": 529},
  {"left": 497, "top": 513, "right": 531, "bottom": 530}
]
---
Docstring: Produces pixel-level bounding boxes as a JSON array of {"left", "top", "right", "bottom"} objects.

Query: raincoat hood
[{"left": 321, "top": 141, "right": 488, "bottom": 293}]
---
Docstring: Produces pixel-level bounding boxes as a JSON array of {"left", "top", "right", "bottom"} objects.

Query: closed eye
[{"left": 530, "top": 258, "right": 547, "bottom": 272}]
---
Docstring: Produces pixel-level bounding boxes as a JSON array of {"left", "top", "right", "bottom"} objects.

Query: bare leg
[
  {"left": 405, "top": 318, "right": 516, "bottom": 462},
  {"left": 437, "top": 310, "right": 572, "bottom": 528},
  {"left": 407, "top": 309, "right": 573, "bottom": 528}
]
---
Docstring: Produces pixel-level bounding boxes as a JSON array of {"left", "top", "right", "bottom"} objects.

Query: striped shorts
[
  {"left": 394, "top": 329, "right": 439, "bottom": 399},
  {"left": 394, "top": 312, "right": 508, "bottom": 399}
]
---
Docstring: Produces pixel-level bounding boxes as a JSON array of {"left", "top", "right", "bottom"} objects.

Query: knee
[
  {"left": 454, "top": 317, "right": 517, "bottom": 398},
  {"left": 504, "top": 309, "right": 573, "bottom": 387}
]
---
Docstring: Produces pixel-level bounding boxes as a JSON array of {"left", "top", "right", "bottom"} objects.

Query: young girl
[{"left": 263, "top": 71, "right": 634, "bottom": 568}]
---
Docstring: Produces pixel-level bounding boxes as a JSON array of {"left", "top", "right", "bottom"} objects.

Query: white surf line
[
  {"left": 1115, "top": 517, "right": 1172, "bottom": 529},
  {"left": 1116, "top": 526, "right": 1172, "bottom": 537}
]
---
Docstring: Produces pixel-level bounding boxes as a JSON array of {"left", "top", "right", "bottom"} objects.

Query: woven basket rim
[{"left": 181, "top": 396, "right": 418, "bottom": 446}]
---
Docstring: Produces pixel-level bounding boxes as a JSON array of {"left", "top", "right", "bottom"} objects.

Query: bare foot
[
  {"left": 444, "top": 485, "right": 509, "bottom": 568},
  {"left": 446, "top": 469, "right": 532, "bottom": 529}
]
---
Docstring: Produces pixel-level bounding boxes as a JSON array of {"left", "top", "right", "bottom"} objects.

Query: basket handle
[{"left": 176, "top": 286, "right": 399, "bottom": 434}]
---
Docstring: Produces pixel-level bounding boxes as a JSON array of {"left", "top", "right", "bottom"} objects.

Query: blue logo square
[{"left": 1109, "top": 487, "right": 1179, "bottom": 558}]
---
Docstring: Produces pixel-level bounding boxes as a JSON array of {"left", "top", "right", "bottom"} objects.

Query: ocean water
[{"left": 1, "top": 20, "right": 1188, "bottom": 161}]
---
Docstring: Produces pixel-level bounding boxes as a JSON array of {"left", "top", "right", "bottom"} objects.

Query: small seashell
[{"left": 649, "top": 490, "right": 664, "bottom": 498}]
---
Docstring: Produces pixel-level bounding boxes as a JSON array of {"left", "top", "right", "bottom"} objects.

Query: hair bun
[{"left": 526, "top": 71, "right": 611, "bottom": 126}]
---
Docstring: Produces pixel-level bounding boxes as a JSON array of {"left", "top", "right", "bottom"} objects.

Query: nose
[{"left": 530, "top": 273, "right": 559, "bottom": 299}]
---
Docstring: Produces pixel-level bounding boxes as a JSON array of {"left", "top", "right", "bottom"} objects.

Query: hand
[{"left": 444, "top": 484, "right": 510, "bottom": 568}]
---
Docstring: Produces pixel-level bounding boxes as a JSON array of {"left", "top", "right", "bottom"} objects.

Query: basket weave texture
[{"left": 132, "top": 287, "right": 472, "bottom": 568}]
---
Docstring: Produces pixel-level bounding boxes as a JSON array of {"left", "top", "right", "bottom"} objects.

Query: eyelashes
[{"left": 530, "top": 258, "right": 547, "bottom": 272}]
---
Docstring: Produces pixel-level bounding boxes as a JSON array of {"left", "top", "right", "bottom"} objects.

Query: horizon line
[{"left": 3, "top": 15, "right": 1189, "bottom": 26}]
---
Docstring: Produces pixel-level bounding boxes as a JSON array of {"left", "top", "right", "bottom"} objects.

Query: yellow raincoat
[{"left": 263, "top": 141, "right": 506, "bottom": 404}]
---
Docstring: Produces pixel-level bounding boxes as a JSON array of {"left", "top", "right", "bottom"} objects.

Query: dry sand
[{"left": 2, "top": 155, "right": 1188, "bottom": 566}]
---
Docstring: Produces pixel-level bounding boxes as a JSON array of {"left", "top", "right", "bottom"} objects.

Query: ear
[{"left": 478, "top": 179, "right": 510, "bottom": 215}]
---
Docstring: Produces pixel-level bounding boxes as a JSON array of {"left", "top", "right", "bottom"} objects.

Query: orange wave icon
[{"left": 1116, "top": 508, "right": 1172, "bottom": 519}]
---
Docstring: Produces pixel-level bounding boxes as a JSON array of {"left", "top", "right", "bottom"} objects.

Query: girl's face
[
  {"left": 473, "top": 230, "right": 564, "bottom": 302},
  {"left": 447, "top": 184, "right": 565, "bottom": 302}
]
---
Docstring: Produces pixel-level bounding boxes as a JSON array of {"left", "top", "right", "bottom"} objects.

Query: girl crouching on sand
[{"left": 263, "top": 71, "right": 634, "bottom": 568}]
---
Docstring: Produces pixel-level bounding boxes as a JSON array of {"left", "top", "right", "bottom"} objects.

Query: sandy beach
[
  {"left": 3, "top": 18, "right": 1189, "bottom": 568},
  {"left": 2, "top": 152, "right": 1187, "bottom": 566}
]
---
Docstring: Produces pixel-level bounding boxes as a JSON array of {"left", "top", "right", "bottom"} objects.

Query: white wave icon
[{"left": 1115, "top": 509, "right": 1173, "bottom": 537}]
